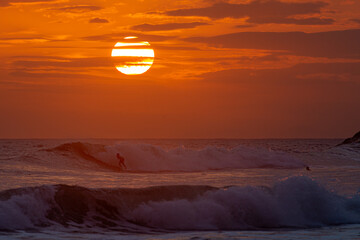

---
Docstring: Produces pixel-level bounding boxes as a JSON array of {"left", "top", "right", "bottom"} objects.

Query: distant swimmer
[
  {"left": 305, "top": 166, "right": 311, "bottom": 171},
  {"left": 117, "top": 153, "right": 127, "bottom": 170}
]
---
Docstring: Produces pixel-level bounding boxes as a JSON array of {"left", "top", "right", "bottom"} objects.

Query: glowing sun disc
[{"left": 111, "top": 37, "right": 154, "bottom": 75}]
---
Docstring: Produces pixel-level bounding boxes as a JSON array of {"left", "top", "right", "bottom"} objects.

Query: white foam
[
  {"left": 0, "top": 186, "right": 55, "bottom": 230},
  {"left": 92, "top": 143, "right": 306, "bottom": 172},
  {"left": 129, "top": 176, "right": 360, "bottom": 230},
  {"left": 0, "top": 177, "right": 360, "bottom": 231}
]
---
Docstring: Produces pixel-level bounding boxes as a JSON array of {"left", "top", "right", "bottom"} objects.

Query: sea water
[{"left": 0, "top": 139, "right": 360, "bottom": 239}]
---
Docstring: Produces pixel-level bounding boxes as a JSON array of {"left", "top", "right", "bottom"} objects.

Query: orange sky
[{"left": 0, "top": 0, "right": 359, "bottom": 138}]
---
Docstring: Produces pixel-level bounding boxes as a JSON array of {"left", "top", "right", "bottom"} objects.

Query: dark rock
[{"left": 338, "top": 131, "right": 360, "bottom": 145}]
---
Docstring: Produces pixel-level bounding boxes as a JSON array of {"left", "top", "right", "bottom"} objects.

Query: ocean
[{"left": 0, "top": 139, "right": 360, "bottom": 239}]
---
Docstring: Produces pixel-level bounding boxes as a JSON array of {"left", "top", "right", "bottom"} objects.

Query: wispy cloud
[
  {"left": 52, "top": 5, "right": 102, "bottom": 12},
  {"left": 89, "top": 18, "right": 109, "bottom": 23},
  {"left": 235, "top": 24, "right": 256, "bottom": 28},
  {"left": 12, "top": 56, "right": 112, "bottom": 68},
  {"left": 248, "top": 17, "right": 334, "bottom": 25},
  {"left": 83, "top": 33, "right": 174, "bottom": 42},
  {"left": 0, "top": 0, "right": 55, "bottom": 7},
  {"left": 186, "top": 29, "right": 360, "bottom": 59},
  {"left": 0, "top": 34, "right": 71, "bottom": 44},
  {"left": 165, "top": 0, "right": 332, "bottom": 25},
  {"left": 131, "top": 22, "right": 209, "bottom": 31},
  {"left": 0, "top": 36, "right": 49, "bottom": 44},
  {"left": 350, "top": 19, "right": 360, "bottom": 24},
  {"left": 201, "top": 62, "right": 360, "bottom": 83}
]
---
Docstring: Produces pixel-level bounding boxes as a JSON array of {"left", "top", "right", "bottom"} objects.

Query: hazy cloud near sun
[
  {"left": 165, "top": 0, "right": 333, "bottom": 25},
  {"left": 83, "top": 33, "right": 174, "bottom": 42},
  {"left": 187, "top": 29, "right": 360, "bottom": 59},
  {"left": 131, "top": 22, "right": 210, "bottom": 31}
]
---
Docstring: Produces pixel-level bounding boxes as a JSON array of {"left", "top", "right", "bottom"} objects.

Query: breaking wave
[
  {"left": 330, "top": 143, "right": 360, "bottom": 161},
  {"left": 45, "top": 141, "right": 306, "bottom": 172},
  {"left": 1, "top": 176, "right": 360, "bottom": 231}
]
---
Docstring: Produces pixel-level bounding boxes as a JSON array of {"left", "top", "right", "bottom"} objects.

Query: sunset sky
[{"left": 0, "top": 0, "right": 359, "bottom": 138}]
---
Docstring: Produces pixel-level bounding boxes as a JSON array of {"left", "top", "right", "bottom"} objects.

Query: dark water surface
[{"left": 0, "top": 139, "right": 360, "bottom": 239}]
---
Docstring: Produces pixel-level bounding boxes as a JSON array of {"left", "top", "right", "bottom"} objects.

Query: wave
[
  {"left": 45, "top": 141, "right": 306, "bottom": 172},
  {"left": 0, "top": 176, "right": 359, "bottom": 231},
  {"left": 328, "top": 143, "right": 360, "bottom": 162}
]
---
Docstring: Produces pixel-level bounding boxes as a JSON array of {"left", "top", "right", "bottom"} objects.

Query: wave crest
[
  {"left": 1, "top": 176, "right": 360, "bottom": 231},
  {"left": 45, "top": 141, "right": 306, "bottom": 172}
]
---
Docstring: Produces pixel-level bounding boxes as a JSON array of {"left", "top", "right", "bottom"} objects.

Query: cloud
[
  {"left": 248, "top": 17, "right": 334, "bottom": 25},
  {"left": 200, "top": 62, "right": 360, "bottom": 83},
  {"left": 0, "top": 37, "right": 46, "bottom": 40},
  {"left": 0, "top": 0, "right": 55, "bottom": 7},
  {"left": 89, "top": 18, "right": 109, "bottom": 23},
  {"left": 186, "top": 29, "right": 360, "bottom": 59},
  {"left": 9, "top": 71, "right": 91, "bottom": 79},
  {"left": 0, "top": 36, "right": 49, "bottom": 44},
  {"left": 53, "top": 5, "right": 102, "bottom": 12},
  {"left": 83, "top": 33, "right": 174, "bottom": 42},
  {"left": 0, "top": 34, "right": 72, "bottom": 43},
  {"left": 131, "top": 22, "right": 209, "bottom": 31},
  {"left": 165, "top": 0, "right": 331, "bottom": 25},
  {"left": 235, "top": 24, "right": 256, "bottom": 28},
  {"left": 12, "top": 57, "right": 113, "bottom": 68},
  {"left": 350, "top": 19, "right": 360, "bottom": 24}
]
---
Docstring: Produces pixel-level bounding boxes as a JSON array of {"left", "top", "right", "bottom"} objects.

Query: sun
[{"left": 111, "top": 36, "right": 155, "bottom": 75}]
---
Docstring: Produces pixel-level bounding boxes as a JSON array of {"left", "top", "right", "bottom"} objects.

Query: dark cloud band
[
  {"left": 165, "top": 0, "right": 331, "bottom": 26},
  {"left": 131, "top": 22, "right": 209, "bottom": 31},
  {"left": 0, "top": 0, "right": 55, "bottom": 7},
  {"left": 186, "top": 29, "right": 360, "bottom": 59}
]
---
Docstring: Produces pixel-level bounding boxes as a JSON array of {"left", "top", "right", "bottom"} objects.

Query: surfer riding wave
[{"left": 117, "top": 153, "right": 127, "bottom": 170}]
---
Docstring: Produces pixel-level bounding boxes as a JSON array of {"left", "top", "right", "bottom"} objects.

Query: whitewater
[{"left": 1, "top": 139, "right": 360, "bottom": 239}]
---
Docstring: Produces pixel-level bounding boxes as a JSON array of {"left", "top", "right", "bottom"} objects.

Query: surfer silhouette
[{"left": 117, "top": 153, "right": 127, "bottom": 170}]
